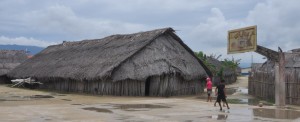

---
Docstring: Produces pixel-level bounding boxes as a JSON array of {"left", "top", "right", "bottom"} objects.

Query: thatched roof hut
[
  {"left": 206, "top": 57, "right": 237, "bottom": 85},
  {"left": 0, "top": 50, "right": 27, "bottom": 83},
  {"left": 249, "top": 50, "right": 300, "bottom": 105},
  {"left": 8, "top": 28, "right": 212, "bottom": 96}
]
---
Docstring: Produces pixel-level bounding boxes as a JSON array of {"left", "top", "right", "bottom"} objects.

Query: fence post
[{"left": 275, "top": 49, "right": 285, "bottom": 107}]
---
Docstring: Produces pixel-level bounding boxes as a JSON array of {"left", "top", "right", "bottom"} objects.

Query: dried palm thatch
[
  {"left": 0, "top": 50, "right": 27, "bottom": 76},
  {"left": 206, "top": 57, "right": 237, "bottom": 84},
  {"left": 9, "top": 28, "right": 210, "bottom": 81}
]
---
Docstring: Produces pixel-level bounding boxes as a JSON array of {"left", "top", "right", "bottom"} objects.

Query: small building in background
[
  {"left": 0, "top": 50, "right": 27, "bottom": 83},
  {"left": 241, "top": 67, "right": 251, "bottom": 76},
  {"left": 206, "top": 57, "right": 237, "bottom": 85}
]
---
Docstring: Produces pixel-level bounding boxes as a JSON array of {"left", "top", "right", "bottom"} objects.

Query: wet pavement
[{"left": 0, "top": 76, "right": 300, "bottom": 121}]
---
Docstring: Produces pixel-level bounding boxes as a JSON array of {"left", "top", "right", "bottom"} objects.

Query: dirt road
[{"left": 0, "top": 76, "right": 300, "bottom": 122}]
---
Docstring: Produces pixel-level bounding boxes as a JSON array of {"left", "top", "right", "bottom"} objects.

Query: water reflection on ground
[
  {"left": 253, "top": 108, "right": 300, "bottom": 120},
  {"left": 211, "top": 114, "right": 228, "bottom": 120}
]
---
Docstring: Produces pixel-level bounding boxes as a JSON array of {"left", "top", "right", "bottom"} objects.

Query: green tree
[
  {"left": 222, "top": 57, "right": 241, "bottom": 70},
  {"left": 194, "top": 51, "right": 217, "bottom": 75},
  {"left": 194, "top": 51, "right": 241, "bottom": 78}
]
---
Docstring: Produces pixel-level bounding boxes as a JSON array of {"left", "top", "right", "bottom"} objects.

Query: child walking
[
  {"left": 215, "top": 79, "right": 230, "bottom": 111},
  {"left": 206, "top": 77, "right": 212, "bottom": 102}
]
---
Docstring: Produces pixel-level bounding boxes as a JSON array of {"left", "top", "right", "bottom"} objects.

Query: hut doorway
[{"left": 145, "top": 77, "right": 151, "bottom": 96}]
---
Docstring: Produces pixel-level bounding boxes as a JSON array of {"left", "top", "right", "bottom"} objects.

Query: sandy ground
[{"left": 0, "top": 76, "right": 300, "bottom": 122}]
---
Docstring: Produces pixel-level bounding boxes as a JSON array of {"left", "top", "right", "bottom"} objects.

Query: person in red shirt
[{"left": 206, "top": 77, "right": 213, "bottom": 102}]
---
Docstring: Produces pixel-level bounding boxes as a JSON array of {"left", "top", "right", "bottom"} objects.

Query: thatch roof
[
  {"left": 285, "top": 53, "right": 300, "bottom": 68},
  {"left": 8, "top": 28, "right": 211, "bottom": 81},
  {"left": 206, "top": 57, "right": 235, "bottom": 75},
  {"left": 0, "top": 50, "right": 27, "bottom": 76},
  {"left": 291, "top": 48, "right": 300, "bottom": 53},
  {"left": 257, "top": 51, "right": 300, "bottom": 71}
]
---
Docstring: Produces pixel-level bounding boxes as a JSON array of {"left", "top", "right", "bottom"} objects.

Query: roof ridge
[{"left": 49, "top": 27, "right": 173, "bottom": 48}]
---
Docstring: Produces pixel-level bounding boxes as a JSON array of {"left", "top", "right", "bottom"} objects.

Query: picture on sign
[{"left": 228, "top": 25, "right": 257, "bottom": 54}]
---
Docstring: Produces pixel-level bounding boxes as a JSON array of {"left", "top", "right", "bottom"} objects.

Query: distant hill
[{"left": 0, "top": 45, "right": 44, "bottom": 55}]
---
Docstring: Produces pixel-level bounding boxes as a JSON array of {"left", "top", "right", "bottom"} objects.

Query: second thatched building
[
  {"left": 8, "top": 28, "right": 212, "bottom": 96},
  {"left": 0, "top": 50, "right": 27, "bottom": 83}
]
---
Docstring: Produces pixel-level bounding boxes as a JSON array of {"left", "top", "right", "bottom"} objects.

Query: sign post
[{"left": 228, "top": 26, "right": 285, "bottom": 107}]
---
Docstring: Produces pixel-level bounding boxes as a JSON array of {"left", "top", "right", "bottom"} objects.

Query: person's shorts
[
  {"left": 207, "top": 89, "right": 212, "bottom": 96},
  {"left": 216, "top": 94, "right": 227, "bottom": 102}
]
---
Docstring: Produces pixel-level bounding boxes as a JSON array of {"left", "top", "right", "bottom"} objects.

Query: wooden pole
[
  {"left": 275, "top": 62, "right": 280, "bottom": 106},
  {"left": 277, "top": 48, "right": 285, "bottom": 107}
]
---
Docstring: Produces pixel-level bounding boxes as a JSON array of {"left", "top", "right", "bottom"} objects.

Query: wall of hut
[
  {"left": 37, "top": 74, "right": 204, "bottom": 96},
  {"left": 249, "top": 54, "right": 300, "bottom": 105}
]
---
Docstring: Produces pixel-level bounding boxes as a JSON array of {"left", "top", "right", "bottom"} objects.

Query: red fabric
[{"left": 206, "top": 80, "right": 212, "bottom": 90}]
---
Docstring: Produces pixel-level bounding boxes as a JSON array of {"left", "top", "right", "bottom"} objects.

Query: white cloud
[
  {"left": 85, "top": 0, "right": 211, "bottom": 12},
  {"left": 188, "top": 8, "right": 247, "bottom": 58},
  {"left": 21, "top": 5, "right": 147, "bottom": 40},
  {"left": 190, "top": 8, "right": 230, "bottom": 47},
  {"left": 246, "top": 0, "right": 300, "bottom": 51},
  {"left": 0, "top": 36, "right": 56, "bottom": 47}
]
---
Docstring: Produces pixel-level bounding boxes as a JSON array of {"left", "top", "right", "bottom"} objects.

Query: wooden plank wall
[
  {"left": 37, "top": 74, "right": 204, "bottom": 97},
  {"left": 39, "top": 78, "right": 145, "bottom": 96},
  {"left": 149, "top": 74, "right": 203, "bottom": 97},
  {"left": 249, "top": 68, "right": 300, "bottom": 105}
]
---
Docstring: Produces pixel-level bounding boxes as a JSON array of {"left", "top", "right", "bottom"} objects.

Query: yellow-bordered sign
[{"left": 228, "top": 25, "right": 257, "bottom": 54}]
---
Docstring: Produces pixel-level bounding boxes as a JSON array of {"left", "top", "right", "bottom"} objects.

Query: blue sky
[{"left": 1, "top": 0, "right": 300, "bottom": 67}]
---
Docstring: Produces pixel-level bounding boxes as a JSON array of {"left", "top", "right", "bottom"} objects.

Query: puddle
[
  {"left": 212, "top": 114, "right": 228, "bottom": 120},
  {"left": 225, "top": 88, "right": 237, "bottom": 95},
  {"left": 198, "top": 115, "right": 228, "bottom": 120},
  {"left": 227, "top": 99, "right": 273, "bottom": 106},
  {"left": 28, "top": 95, "right": 54, "bottom": 98},
  {"left": 71, "top": 104, "right": 83, "bottom": 106},
  {"left": 82, "top": 107, "right": 113, "bottom": 113},
  {"left": 0, "top": 98, "right": 27, "bottom": 101},
  {"left": 0, "top": 95, "right": 54, "bottom": 101},
  {"left": 114, "top": 104, "right": 170, "bottom": 111},
  {"left": 253, "top": 108, "right": 300, "bottom": 119},
  {"left": 116, "top": 115, "right": 134, "bottom": 121},
  {"left": 61, "top": 99, "right": 72, "bottom": 101},
  {"left": 285, "top": 106, "right": 298, "bottom": 110},
  {"left": 225, "top": 87, "right": 248, "bottom": 95},
  {"left": 50, "top": 93, "right": 67, "bottom": 96},
  {"left": 237, "top": 87, "right": 248, "bottom": 94},
  {"left": 198, "top": 116, "right": 211, "bottom": 119}
]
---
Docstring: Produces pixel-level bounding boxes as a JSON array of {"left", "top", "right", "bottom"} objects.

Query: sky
[{"left": 1, "top": 0, "right": 300, "bottom": 67}]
